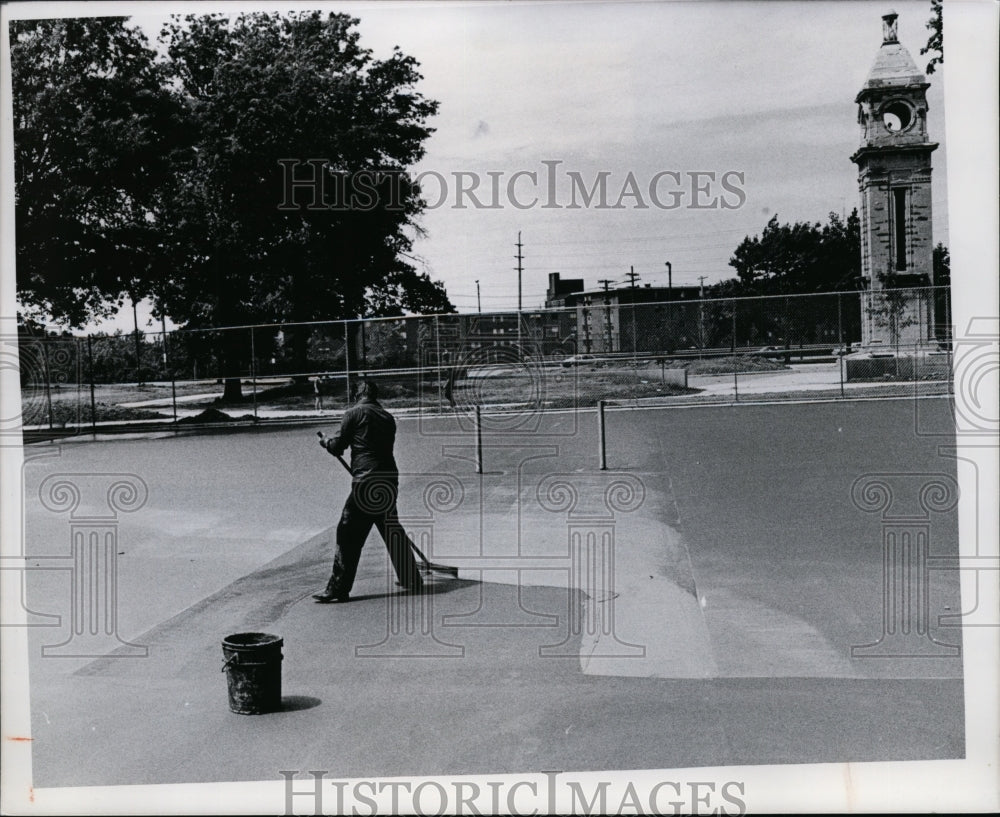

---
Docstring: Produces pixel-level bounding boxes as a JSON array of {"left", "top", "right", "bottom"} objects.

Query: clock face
[{"left": 881, "top": 100, "right": 914, "bottom": 133}]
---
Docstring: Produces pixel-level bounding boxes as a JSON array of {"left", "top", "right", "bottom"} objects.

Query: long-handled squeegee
[{"left": 317, "top": 431, "right": 459, "bottom": 577}]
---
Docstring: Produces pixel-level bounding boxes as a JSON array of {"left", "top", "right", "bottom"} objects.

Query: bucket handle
[{"left": 221, "top": 654, "right": 238, "bottom": 672}]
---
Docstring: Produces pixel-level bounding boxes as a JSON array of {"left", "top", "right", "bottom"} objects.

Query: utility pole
[
  {"left": 664, "top": 261, "right": 672, "bottom": 295},
  {"left": 475, "top": 279, "right": 481, "bottom": 313},
  {"left": 625, "top": 266, "right": 640, "bottom": 363},
  {"left": 514, "top": 232, "right": 524, "bottom": 312},
  {"left": 598, "top": 278, "right": 614, "bottom": 353},
  {"left": 514, "top": 232, "right": 524, "bottom": 353}
]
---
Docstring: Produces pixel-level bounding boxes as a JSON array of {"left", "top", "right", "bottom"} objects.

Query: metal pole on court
[
  {"left": 475, "top": 405, "right": 483, "bottom": 474},
  {"left": 597, "top": 399, "right": 607, "bottom": 471},
  {"left": 87, "top": 335, "right": 97, "bottom": 435}
]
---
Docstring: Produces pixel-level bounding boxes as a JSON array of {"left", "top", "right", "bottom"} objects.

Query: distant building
[
  {"left": 544, "top": 273, "right": 702, "bottom": 353},
  {"left": 545, "top": 272, "right": 585, "bottom": 307}
]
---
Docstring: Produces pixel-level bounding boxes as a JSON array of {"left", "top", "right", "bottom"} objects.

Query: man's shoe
[{"left": 312, "top": 592, "right": 350, "bottom": 603}]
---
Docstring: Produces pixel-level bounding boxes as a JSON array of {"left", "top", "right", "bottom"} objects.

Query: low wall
[{"left": 845, "top": 353, "right": 951, "bottom": 382}]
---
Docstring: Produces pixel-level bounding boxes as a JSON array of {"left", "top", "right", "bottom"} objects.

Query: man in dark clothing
[{"left": 314, "top": 381, "right": 423, "bottom": 603}]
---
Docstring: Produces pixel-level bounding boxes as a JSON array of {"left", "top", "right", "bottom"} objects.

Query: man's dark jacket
[{"left": 324, "top": 397, "right": 399, "bottom": 483}]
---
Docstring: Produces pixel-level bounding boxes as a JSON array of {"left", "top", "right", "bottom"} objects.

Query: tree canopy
[
  {"left": 11, "top": 17, "right": 184, "bottom": 326},
  {"left": 12, "top": 11, "right": 453, "bottom": 337},
  {"left": 722, "top": 210, "right": 862, "bottom": 296},
  {"left": 921, "top": 0, "right": 943, "bottom": 75}
]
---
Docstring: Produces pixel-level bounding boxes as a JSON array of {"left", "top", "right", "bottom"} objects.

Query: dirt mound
[
  {"left": 177, "top": 407, "right": 257, "bottom": 424},
  {"left": 683, "top": 356, "right": 789, "bottom": 375}
]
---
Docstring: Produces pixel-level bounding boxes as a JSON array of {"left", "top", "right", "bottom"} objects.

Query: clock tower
[{"left": 852, "top": 10, "right": 937, "bottom": 346}]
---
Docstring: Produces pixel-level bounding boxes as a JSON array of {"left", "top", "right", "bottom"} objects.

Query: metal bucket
[{"left": 221, "top": 632, "right": 283, "bottom": 714}]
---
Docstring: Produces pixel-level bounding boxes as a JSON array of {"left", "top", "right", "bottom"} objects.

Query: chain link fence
[{"left": 17, "top": 286, "right": 952, "bottom": 436}]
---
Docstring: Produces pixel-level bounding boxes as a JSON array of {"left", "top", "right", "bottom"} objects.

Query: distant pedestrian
[
  {"left": 314, "top": 380, "right": 423, "bottom": 602},
  {"left": 313, "top": 376, "right": 323, "bottom": 412}
]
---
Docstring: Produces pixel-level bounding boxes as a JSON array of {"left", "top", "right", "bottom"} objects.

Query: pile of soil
[
  {"left": 683, "top": 355, "right": 789, "bottom": 375},
  {"left": 24, "top": 401, "right": 172, "bottom": 428},
  {"left": 177, "top": 407, "right": 258, "bottom": 424}
]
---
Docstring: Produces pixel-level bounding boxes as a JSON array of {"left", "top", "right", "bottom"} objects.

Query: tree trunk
[
  {"left": 222, "top": 376, "right": 244, "bottom": 402},
  {"left": 219, "top": 330, "right": 244, "bottom": 402}
]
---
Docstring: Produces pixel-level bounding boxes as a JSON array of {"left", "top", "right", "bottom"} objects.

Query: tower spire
[{"left": 881, "top": 10, "right": 899, "bottom": 45}]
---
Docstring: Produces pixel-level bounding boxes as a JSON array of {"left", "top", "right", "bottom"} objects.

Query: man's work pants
[{"left": 326, "top": 479, "right": 423, "bottom": 596}]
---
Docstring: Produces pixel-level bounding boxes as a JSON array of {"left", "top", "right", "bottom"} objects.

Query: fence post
[
  {"left": 41, "top": 339, "right": 54, "bottom": 431},
  {"left": 917, "top": 288, "right": 923, "bottom": 348},
  {"left": 250, "top": 326, "right": 258, "bottom": 420},
  {"left": 344, "top": 320, "right": 351, "bottom": 406},
  {"left": 475, "top": 405, "right": 483, "bottom": 474},
  {"left": 87, "top": 335, "right": 97, "bottom": 435},
  {"left": 732, "top": 303, "right": 738, "bottom": 402},
  {"left": 945, "top": 287, "right": 953, "bottom": 393},
  {"left": 597, "top": 399, "right": 607, "bottom": 471},
  {"left": 171, "top": 372, "right": 178, "bottom": 425},
  {"left": 837, "top": 292, "right": 843, "bottom": 348},
  {"left": 132, "top": 297, "right": 143, "bottom": 386},
  {"left": 839, "top": 352, "right": 845, "bottom": 398},
  {"left": 160, "top": 323, "right": 178, "bottom": 424},
  {"left": 435, "top": 314, "right": 443, "bottom": 412},
  {"left": 361, "top": 319, "right": 367, "bottom": 371}
]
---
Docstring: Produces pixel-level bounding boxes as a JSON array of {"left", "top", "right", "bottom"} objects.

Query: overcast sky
[
  {"left": 17, "top": 0, "right": 951, "bottom": 325},
  {"left": 341, "top": 0, "right": 949, "bottom": 312}
]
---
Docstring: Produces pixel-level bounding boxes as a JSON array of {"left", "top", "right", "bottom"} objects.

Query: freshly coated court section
[
  {"left": 602, "top": 399, "right": 962, "bottom": 679},
  {"left": 20, "top": 398, "right": 963, "bottom": 786}
]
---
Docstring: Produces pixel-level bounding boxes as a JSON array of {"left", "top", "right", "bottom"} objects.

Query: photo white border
[{"left": 1, "top": 1, "right": 996, "bottom": 813}]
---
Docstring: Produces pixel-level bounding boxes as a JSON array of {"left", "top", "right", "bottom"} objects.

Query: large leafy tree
[
  {"left": 11, "top": 17, "right": 184, "bottom": 327},
  {"left": 725, "top": 210, "right": 861, "bottom": 296},
  {"left": 13, "top": 11, "right": 452, "bottom": 399},
  {"left": 159, "top": 11, "right": 452, "bottom": 397},
  {"left": 712, "top": 211, "right": 862, "bottom": 346}
]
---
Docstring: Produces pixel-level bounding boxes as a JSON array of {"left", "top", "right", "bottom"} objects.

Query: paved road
[{"left": 18, "top": 397, "right": 963, "bottom": 786}]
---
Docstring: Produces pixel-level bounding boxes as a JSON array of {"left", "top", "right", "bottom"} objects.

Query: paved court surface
[{"left": 16, "top": 397, "right": 964, "bottom": 787}]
